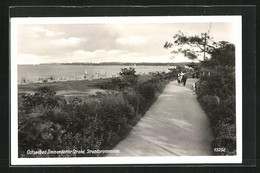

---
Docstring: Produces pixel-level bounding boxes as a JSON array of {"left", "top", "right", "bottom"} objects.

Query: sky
[{"left": 16, "top": 22, "right": 235, "bottom": 64}]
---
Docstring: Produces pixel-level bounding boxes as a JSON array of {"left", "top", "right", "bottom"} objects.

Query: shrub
[
  {"left": 137, "top": 82, "right": 156, "bottom": 101},
  {"left": 196, "top": 66, "right": 236, "bottom": 154},
  {"left": 18, "top": 88, "right": 140, "bottom": 157},
  {"left": 18, "top": 106, "right": 66, "bottom": 156},
  {"left": 119, "top": 67, "right": 138, "bottom": 78},
  {"left": 97, "top": 93, "right": 137, "bottom": 148},
  {"left": 95, "top": 76, "right": 137, "bottom": 91},
  {"left": 201, "top": 95, "right": 220, "bottom": 112},
  {"left": 122, "top": 89, "right": 140, "bottom": 114},
  {"left": 168, "top": 68, "right": 178, "bottom": 78},
  {"left": 95, "top": 77, "right": 123, "bottom": 90},
  {"left": 119, "top": 67, "right": 139, "bottom": 87},
  {"left": 18, "top": 70, "right": 172, "bottom": 157},
  {"left": 20, "top": 86, "right": 65, "bottom": 114},
  {"left": 211, "top": 122, "right": 236, "bottom": 155},
  {"left": 135, "top": 80, "right": 166, "bottom": 115}
]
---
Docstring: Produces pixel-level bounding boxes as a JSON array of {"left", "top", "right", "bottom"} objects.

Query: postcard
[{"left": 10, "top": 16, "right": 242, "bottom": 165}]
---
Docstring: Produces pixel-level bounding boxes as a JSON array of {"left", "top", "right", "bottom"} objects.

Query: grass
[
  {"left": 19, "top": 78, "right": 106, "bottom": 93},
  {"left": 18, "top": 74, "right": 154, "bottom": 95}
]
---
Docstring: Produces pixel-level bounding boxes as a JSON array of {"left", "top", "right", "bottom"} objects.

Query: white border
[{"left": 10, "top": 16, "right": 242, "bottom": 165}]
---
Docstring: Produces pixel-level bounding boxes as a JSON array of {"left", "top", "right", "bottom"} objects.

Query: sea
[{"left": 18, "top": 64, "right": 173, "bottom": 84}]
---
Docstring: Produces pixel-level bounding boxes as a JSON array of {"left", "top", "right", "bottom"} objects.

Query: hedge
[
  {"left": 18, "top": 70, "right": 174, "bottom": 157},
  {"left": 196, "top": 66, "right": 236, "bottom": 155}
]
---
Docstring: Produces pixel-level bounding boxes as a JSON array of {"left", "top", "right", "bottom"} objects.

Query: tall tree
[
  {"left": 201, "top": 41, "right": 235, "bottom": 67},
  {"left": 164, "top": 31, "right": 215, "bottom": 61}
]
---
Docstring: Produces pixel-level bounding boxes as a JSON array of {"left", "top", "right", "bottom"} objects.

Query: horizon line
[{"left": 18, "top": 61, "right": 197, "bottom": 65}]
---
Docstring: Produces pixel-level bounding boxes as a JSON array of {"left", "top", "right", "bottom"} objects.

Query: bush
[
  {"left": 211, "top": 122, "right": 236, "bottom": 155},
  {"left": 137, "top": 82, "right": 156, "bottom": 101},
  {"left": 135, "top": 78, "right": 168, "bottom": 115},
  {"left": 95, "top": 77, "right": 123, "bottom": 90},
  {"left": 18, "top": 106, "right": 66, "bottom": 157},
  {"left": 97, "top": 93, "right": 137, "bottom": 148},
  {"left": 196, "top": 66, "right": 236, "bottom": 155},
  {"left": 18, "top": 70, "right": 172, "bottom": 157},
  {"left": 119, "top": 67, "right": 138, "bottom": 78},
  {"left": 19, "top": 88, "right": 140, "bottom": 157},
  {"left": 200, "top": 95, "right": 220, "bottom": 112},
  {"left": 122, "top": 89, "right": 140, "bottom": 114},
  {"left": 20, "top": 86, "right": 65, "bottom": 114}
]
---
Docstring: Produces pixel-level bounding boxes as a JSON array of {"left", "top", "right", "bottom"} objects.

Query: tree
[
  {"left": 119, "top": 67, "right": 138, "bottom": 77},
  {"left": 101, "top": 67, "right": 140, "bottom": 91},
  {"left": 164, "top": 31, "right": 235, "bottom": 67},
  {"left": 199, "top": 41, "right": 235, "bottom": 68},
  {"left": 119, "top": 67, "right": 139, "bottom": 86},
  {"left": 186, "top": 62, "right": 201, "bottom": 71},
  {"left": 210, "top": 41, "right": 235, "bottom": 67},
  {"left": 164, "top": 31, "right": 216, "bottom": 61}
]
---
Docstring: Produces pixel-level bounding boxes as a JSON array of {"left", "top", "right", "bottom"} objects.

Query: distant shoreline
[{"left": 18, "top": 62, "right": 195, "bottom": 66}]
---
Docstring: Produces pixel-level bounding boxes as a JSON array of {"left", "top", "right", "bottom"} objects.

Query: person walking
[
  {"left": 182, "top": 73, "right": 187, "bottom": 86},
  {"left": 177, "top": 72, "right": 181, "bottom": 84}
]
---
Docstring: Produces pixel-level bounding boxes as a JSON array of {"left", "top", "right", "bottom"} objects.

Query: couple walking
[{"left": 177, "top": 71, "right": 187, "bottom": 86}]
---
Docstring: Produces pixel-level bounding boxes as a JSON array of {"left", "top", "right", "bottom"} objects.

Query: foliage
[
  {"left": 96, "top": 93, "right": 137, "bottom": 149},
  {"left": 19, "top": 91, "right": 138, "bottom": 157},
  {"left": 95, "top": 77, "right": 124, "bottom": 90},
  {"left": 164, "top": 31, "right": 214, "bottom": 60},
  {"left": 187, "top": 62, "right": 201, "bottom": 71},
  {"left": 18, "top": 70, "right": 172, "bottom": 157},
  {"left": 137, "top": 82, "right": 156, "bottom": 102},
  {"left": 119, "top": 67, "right": 139, "bottom": 86},
  {"left": 164, "top": 31, "right": 235, "bottom": 64},
  {"left": 95, "top": 67, "right": 139, "bottom": 90},
  {"left": 95, "top": 67, "right": 174, "bottom": 92},
  {"left": 196, "top": 67, "right": 236, "bottom": 155},
  {"left": 20, "top": 86, "right": 65, "bottom": 114},
  {"left": 122, "top": 89, "right": 141, "bottom": 114},
  {"left": 168, "top": 68, "right": 178, "bottom": 78},
  {"left": 119, "top": 67, "right": 138, "bottom": 78},
  {"left": 206, "top": 41, "right": 235, "bottom": 67}
]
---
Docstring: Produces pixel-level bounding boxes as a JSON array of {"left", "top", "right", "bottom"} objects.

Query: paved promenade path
[{"left": 107, "top": 79, "right": 214, "bottom": 157}]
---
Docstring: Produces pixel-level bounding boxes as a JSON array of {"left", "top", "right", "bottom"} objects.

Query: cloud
[
  {"left": 116, "top": 36, "right": 148, "bottom": 45},
  {"left": 50, "top": 37, "right": 86, "bottom": 46},
  {"left": 93, "top": 49, "right": 106, "bottom": 54},
  {"left": 45, "top": 30, "right": 63, "bottom": 37},
  {"left": 17, "top": 23, "right": 234, "bottom": 64},
  {"left": 73, "top": 50, "right": 92, "bottom": 56},
  {"left": 107, "top": 50, "right": 128, "bottom": 55},
  {"left": 31, "top": 26, "right": 64, "bottom": 37}
]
